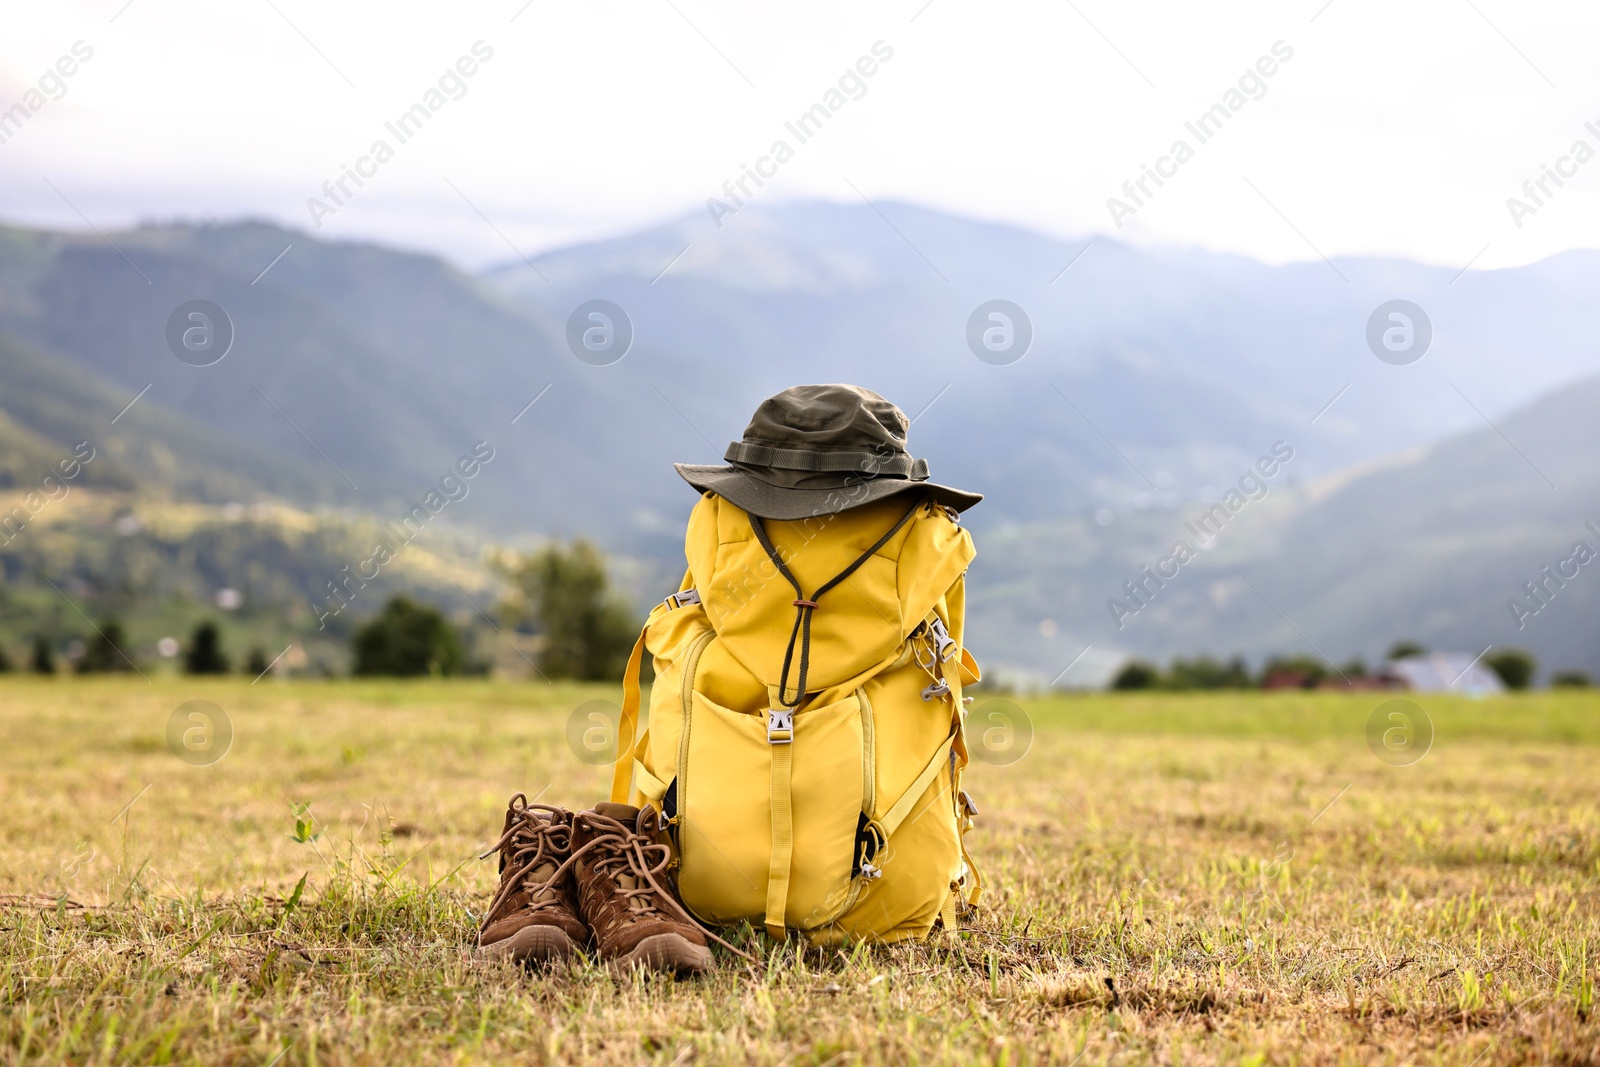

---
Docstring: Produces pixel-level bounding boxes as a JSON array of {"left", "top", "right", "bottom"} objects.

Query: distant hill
[
  {"left": 8, "top": 205, "right": 1600, "bottom": 540},
  {"left": 0, "top": 332, "right": 341, "bottom": 503},
  {"left": 1229, "top": 373, "right": 1600, "bottom": 682},
  {"left": 1, "top": 205, "right": 1597, "bottom": 680},
  {"left": 0, "top": 491, "right": 503, "bottom": 676},
  {"left": 487, "top": 200, "right": 1600, "bottom": 527},
  {"left": 0, "top": 220, "right": 704, "bottom": 547},
  {"left": 967, "top": 375, "right": 1600, "bottom": 684}
]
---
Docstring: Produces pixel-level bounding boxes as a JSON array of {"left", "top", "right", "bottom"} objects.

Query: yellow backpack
[{"left": 609, "top": 491, "right": 983, "bottom": 944}]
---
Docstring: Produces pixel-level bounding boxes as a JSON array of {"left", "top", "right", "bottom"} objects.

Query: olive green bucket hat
[{"left": 674, "top": 384, "right": 982, "bottom": 521}]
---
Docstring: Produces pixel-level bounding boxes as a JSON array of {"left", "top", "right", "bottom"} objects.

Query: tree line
[
  {"left": 6, "top": 542, "right": 1592, "bottom": 688},
  {"left": 1110, "top": 642, "right": 1590, "bottom": 691},
  {"left": 3, "top": 540, "right": 637, "bottom": 681}
]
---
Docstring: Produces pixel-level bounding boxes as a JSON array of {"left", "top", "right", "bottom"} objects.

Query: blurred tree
[
  {"left": 184, "top": 621, "right": 231, "bottom": 674},
  {"left": 0, "top": 643, "right": 12, "bottom": 673},
  {"left": 29, "top": 635, "right": 56, "bottom": 675},
  {"left": 1551, "top": 669, "right": 1591, "bottom": 688},
  {"left": 78, "top": 620, "right": 135, "bottom": 673},
  {"left": 352, "top": 596, "right": 462, "bottom": 677},
  {"left": 1164, "top": 655, "right": 1251, "bottom": 690},
  {"left": 245, "top": 647, "right": 271, "bottom": 677},
  {"left": 494, "top": 540, "right": 637, "bottom": 681},
  {"left": 1338, "top": 657, "right": 1369, "bottom": 678},
  {"left": 1484, "top": 648, "right": 1536, "bottom": 691},
  {"left": 1110, "top": 660, "right": 1158, "bottom": 690},
  {"left": 1386, "top": 640, "right": 1427, "bottom": 661}
]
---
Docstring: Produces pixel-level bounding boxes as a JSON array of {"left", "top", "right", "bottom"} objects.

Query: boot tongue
[
  {"left": 615, "top": 872, "right": 654, "bottom": 913},
  {"left": 592, "top": 802, "right": 640, "bottom": 824},
  {"left": 582, "top": 804, "right": 655, "bottom": 909},
  {"left": 526, "top": 861, "right": 558, "bottom": 900}
]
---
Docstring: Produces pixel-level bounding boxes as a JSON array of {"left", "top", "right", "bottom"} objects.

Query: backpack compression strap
[{"left": 748, "top": 502, "right": 922, "bottom": 708}]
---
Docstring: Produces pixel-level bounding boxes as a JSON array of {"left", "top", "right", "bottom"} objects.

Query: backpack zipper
[
  {"left": 856, "top": 686, "right": 877, "bottom": 819},
  {"left": 672, "top": 629, "right": 716, "bottom": 860}
]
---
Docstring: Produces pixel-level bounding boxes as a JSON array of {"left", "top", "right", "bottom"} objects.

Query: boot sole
[
  {"left": 476, "top": 924, "right": 580, "bottom": 964},
  {"left": 609, "top": 933, "right": 713, "bottom": 976}
]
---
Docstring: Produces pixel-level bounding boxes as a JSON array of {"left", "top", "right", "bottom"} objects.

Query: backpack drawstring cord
[{"left": 749, "top": 502, "right": 923, "bottom": 709}]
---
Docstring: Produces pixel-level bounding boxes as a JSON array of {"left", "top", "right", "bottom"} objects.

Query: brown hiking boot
[
  {"left": 475, "top": 795, "right": 588, "bottom": 964},
  {"left": 569, "top": 802, "right": 714, "bottom": 975}
]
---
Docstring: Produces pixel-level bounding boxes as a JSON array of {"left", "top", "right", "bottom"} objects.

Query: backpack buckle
[
  {"left": 921, "top": 678, "right": 951, "bottom": 702},
  {"left": 927, "top": 617, "right": 957, "bottom": 661},
  {"left": 766, "top": 708, "right": 794, "bottom": 744},
  {"left": 663, "top": 588, "right": 701, "bottom": 609}
]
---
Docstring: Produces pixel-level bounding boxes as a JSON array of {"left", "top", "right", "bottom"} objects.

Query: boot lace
[
  {"left": 541, "top": 808, "right": 755, "bottom": 962},
  {"left": 477, "top": 795, "right": 572, "bottom": 937}
]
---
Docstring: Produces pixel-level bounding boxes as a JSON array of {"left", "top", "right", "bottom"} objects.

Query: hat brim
[{"left": 674, "top": 464, "right": 982, "bottom": 521}]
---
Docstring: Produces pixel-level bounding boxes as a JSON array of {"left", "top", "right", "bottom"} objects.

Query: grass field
[{"left": 1, "top": 679, "right": 1596, "bottom": 1065}]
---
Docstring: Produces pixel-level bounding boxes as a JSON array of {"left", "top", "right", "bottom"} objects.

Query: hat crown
[
  {"left": 745, "top": 384, "right": 908, "bottom": 455},
  {"left": 671, "top": 382, "right": 981, "bottom": 520}
]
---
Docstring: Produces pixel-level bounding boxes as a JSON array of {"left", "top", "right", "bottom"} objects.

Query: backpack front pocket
[{"left": 676, "top": 690, "right": 866, "bottom": 930}]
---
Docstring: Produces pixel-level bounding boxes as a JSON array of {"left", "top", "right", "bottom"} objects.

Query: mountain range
[{"left": 0, "top": 202, "right": 1595, "bottom": 680}]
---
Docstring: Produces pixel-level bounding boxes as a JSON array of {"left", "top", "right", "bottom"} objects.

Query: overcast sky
[{"left": 3, "top": 0, "right": 1598, "bottom": 270}]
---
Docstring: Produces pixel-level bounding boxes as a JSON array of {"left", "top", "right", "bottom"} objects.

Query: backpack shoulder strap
[
  {"left": 609, "top": 624, "right": 651, "bottom": 804},
  {"left": 609, "top": 579, "right": 712, "bottom": 804}
]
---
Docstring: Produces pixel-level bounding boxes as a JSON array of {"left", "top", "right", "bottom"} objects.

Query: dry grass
[{"left": 1, "top": 678, "right": 1597, "bottom": 1065}]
